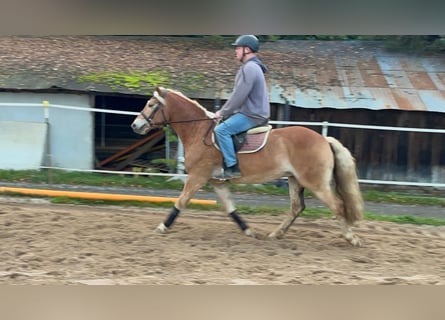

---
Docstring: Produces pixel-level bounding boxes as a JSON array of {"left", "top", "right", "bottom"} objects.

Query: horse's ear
[
  {"left": 154, "top": 86, "right": 167, "bottom": 105},
  {"left": 155, "top": 86, "right": 164, "bottom": 95}
]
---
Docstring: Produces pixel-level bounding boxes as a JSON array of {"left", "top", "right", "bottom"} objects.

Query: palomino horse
[{"left": 131, "top": 87, "right": 364, "bottom": 246}]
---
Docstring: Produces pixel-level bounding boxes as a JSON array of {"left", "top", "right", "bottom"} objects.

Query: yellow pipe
[{"left": 0, "top": 187, "right": 217, "bottom": 205}]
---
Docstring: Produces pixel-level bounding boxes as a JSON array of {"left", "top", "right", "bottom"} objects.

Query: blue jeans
[{"left": 214, "top": 113, "right": 256, "bottom": 168}]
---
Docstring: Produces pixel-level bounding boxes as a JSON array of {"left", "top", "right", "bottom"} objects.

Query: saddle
[{"left": 212, "top": 125, "right": 272, "bottom": 154}]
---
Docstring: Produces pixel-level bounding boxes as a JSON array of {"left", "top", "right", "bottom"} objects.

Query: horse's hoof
[
  {"left": 244, "top": 228, "right": 256, "bottom": 238},
  {"left": 345, "top": 234, "right": 362, "bottom": 247},
  {"left": 268, "top": 230, "right": 283, "bottom": 240},
  {"left": 350, "top": 237, "right": 362, "bottom": 247},
  {"left": 155, "top": 223, "right": 168, "bottom": 234}
]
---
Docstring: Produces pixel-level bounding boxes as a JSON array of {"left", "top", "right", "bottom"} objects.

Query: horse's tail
[{"left": 326, "top": 136, "right": 364, "bottom": 225}]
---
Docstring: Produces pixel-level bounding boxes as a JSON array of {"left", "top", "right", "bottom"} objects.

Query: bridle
[
  {"left": 140, "top": 102, "right": 168, "bottom": 126},
  {"left": 138, "top": 89, "right": 218, "bottom": 145},
  {"left": 139, "top": 90, "right": 169, "bottom": 126}
]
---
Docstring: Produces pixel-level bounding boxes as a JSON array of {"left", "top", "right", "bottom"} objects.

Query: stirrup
[
  {"left": 224, "top": 168, "right": 241, "bottom": 179},
  {"left": 212, "top": 165, "right": 241, "bottom": 180}
]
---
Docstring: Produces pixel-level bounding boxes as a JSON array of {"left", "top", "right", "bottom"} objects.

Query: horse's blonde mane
[{"left": 163, "top": 87, "right": 214, "bottom": 117}]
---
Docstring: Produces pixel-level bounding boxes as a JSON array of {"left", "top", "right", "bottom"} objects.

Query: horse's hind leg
[
  {"left": 311, "top": 187, "right": 362, "bottom": 247},
  {"left": 211, "top": 182, "right": 255, "bottom": 237},
  {"left": 268, "top": 177, "right": 305, "bottom": 239}
]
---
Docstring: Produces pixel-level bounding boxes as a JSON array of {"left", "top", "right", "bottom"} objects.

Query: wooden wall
[{"left": 272, "top": 104, "right": 445, "bottom": 183}]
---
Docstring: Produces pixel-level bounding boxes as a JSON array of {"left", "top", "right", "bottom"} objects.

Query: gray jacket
[{"left": 220, "top": 57, "right": 270, "bottom": 125}]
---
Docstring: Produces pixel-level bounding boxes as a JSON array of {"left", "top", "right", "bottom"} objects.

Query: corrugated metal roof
[
  {"left": 270, "top": 45, "right": 445, "bottom": 112},
  {"left": 266, "top": 41, "right": 445, "bottom": 112}
]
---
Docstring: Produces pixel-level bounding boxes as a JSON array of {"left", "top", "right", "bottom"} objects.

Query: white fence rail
[{"left": 2, "top": 101, "right": 445, "bottom": 188}]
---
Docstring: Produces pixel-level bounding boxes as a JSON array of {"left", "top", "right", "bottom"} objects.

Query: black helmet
[{"left": 232, "top": 35, "right": 259, "bottom": 52}]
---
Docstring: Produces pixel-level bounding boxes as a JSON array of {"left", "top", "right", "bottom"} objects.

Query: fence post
[
  {"left": 214, "top": 97, "right": 221, "bottom": 112},
  {"left": 322, "top": 121, "right": 329, "bottom": 137},
  {"left": 167, "top": 137, "right": 186, "bottom": 183},
  {"left": 43, "top": 100, "right": 53, "bottom": 184},
  {"left": 176, "top": 138, "right": 185, "bottom": 175}
]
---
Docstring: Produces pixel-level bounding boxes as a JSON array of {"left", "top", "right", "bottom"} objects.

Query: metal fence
[{"left": 2, "top": 101, "right": 445, "bottom": 188}]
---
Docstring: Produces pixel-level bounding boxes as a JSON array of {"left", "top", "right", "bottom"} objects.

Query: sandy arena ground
[{"left": 1, "top": 198, "right": 444, "bottom": 285}]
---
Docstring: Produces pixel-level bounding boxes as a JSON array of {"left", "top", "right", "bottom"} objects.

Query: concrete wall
[
  {"left": 0, "top": 92, "right": 93, "bottom": 170},
  {"left": 0, "top": 121, "right": 47, "bottom": 170}
]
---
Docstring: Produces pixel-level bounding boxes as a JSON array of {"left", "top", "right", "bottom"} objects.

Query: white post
[
  {"left": 322, "top": 121, "right": 329, "bottom": 137},
  {"left": 43, "top": 100, "right": 53, "bottom": 184},
  {"left": 176, "top": 138, "right": 185, "bottom": 175},
  {"left": 167, "top": 137, "right": 186, "bottom": 183}
]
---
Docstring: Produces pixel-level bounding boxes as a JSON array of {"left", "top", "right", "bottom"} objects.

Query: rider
[{"left": 213, "top": 35, "right": 270, "bottom": 179}]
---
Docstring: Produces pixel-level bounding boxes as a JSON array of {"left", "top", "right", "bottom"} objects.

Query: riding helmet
[{"left": 232, "top": 35, "right": 259, "bottom": 52}]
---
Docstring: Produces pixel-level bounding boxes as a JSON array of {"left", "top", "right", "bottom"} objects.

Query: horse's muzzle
[{"left": 131, "top": 118, "right": 149, "bottom": 135}]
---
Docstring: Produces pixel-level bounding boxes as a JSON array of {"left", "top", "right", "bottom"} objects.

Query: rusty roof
[
  {"left": 262, "top": 40, "right": 445, "bottom": 113},
  {"left": 0, "top": 36, "right": 444, "bottom": 113}
]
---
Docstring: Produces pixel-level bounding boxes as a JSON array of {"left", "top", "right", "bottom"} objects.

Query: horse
[{"left": 131, "top": 86, "right": 364, "bottom": 246}]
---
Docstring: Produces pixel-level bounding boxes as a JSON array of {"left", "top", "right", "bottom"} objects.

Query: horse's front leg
[
  {"left": 211, "top": 182, "right": 256, "bottom": 238},
  {"left": 155, "top": 174, "right": 207, "bottom": 234}
]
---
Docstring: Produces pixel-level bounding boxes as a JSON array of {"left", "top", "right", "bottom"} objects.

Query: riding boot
[
  {"left": 213, "top": 163, "right": 241, "bottom": 180},
  {"left": 224, "top": 163, "right": 241, "bottom": 179}
]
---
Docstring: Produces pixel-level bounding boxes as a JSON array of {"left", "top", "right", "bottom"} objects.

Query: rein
[{"left": 140, "top": 108, "right": 215, "bottom": 126}]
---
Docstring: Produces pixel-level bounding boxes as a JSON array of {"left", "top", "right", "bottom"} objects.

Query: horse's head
[{"left": 131, "top": 87, "right": 168, "bottom": 135}]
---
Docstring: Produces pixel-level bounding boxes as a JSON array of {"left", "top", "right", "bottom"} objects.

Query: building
[{"left": 0, "top": 36, "right": 444, "bottom": 183}]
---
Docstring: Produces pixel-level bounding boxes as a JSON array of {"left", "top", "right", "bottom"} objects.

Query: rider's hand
[{"left": 214, "top": 110, "right": 222, "bottom": 119}]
